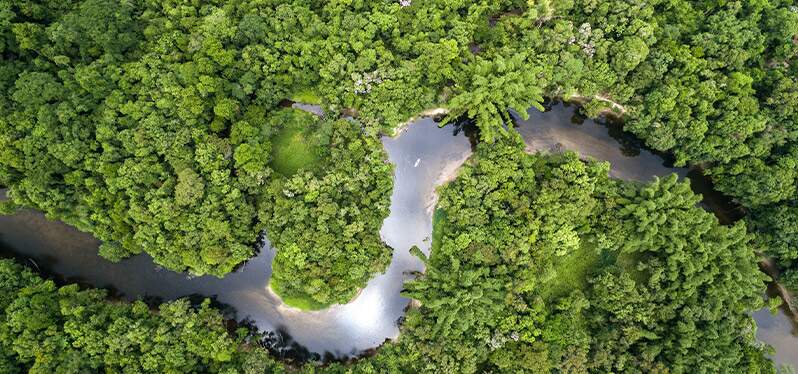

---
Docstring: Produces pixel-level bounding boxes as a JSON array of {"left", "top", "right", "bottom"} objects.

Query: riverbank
[
  {"left": 521, "top": 99, "right": 798, "bottom": 330},
  {"left": 760, "top": 258, "right": 798, "bottom": 319},
  {"left": 2, "top": 104, "right": 797, "bottom": 367},
  {"left": 267, "top": 278, "right": 333, "bottom": 311},
  {"left": 2, "top": 115, "right": 473, "bottom": 359},
  {"left": 391, "top": 107, "right": 450, "bottom": 137},
  {"left": 565, "top": 93, "right": 628, "bottom": 117},
  {"left": 267, "top": 277, "right": 367, "bottom": 312}
]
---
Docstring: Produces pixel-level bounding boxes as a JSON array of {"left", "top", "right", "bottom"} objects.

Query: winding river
[{"left": 0, "top": 103, "right": 795, "bottom": 367}]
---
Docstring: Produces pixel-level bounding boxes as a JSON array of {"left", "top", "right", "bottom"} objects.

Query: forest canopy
[
  {"left": 0, "top": 143, "right": 776, "bottom": 372},
  {"left": 0, "top": 259, "right": 282, "bottom": 373},
  {"left": 260, "top": 109, "right": 393, "bottom": 308},
  {"left": 0, "top": 0, "right": 797, "bottom": 371},
  {"left": 343, "top": 139, "right": 774, "bottom": 373},
  {"left": 2, "top": 0, "right": 798, "bottom": 294}
]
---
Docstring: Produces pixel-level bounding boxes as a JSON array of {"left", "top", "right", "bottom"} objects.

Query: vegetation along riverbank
[{"left": 1, "top": 0, "right": 797, "bottom": 372}]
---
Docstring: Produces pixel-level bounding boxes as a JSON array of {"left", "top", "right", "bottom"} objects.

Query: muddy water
[{"left": 0, "top": 105, "right": 795, "bottom": 366}]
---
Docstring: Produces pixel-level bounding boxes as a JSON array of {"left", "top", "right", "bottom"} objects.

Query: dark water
[
  {"left": 0, "top": 105, "right": 794, "bottom": 367},
  {"left": 513, "top": 103, "right": 746, "bottom": 221},
  {"left": 514, "top": 103, "right": 796, "bottom": 368},
  {"left": 514, "top": 104, "right": 688, "bottom": 182}
]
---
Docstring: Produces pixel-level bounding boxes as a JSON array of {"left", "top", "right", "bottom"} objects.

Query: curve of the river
[
  {"left": 0, "top": 103, "right": 795, "bottom": 367},
  {"left": 0, "top": 116, "right": 473, "bottom": 359}
]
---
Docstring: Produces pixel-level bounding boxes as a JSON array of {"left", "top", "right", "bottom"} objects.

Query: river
[
  {"left": 0, "top": 117, "right": 473, "bottom": 360},
  {"left": 0, "top": 103, "right": 795, "bottom": 367}
]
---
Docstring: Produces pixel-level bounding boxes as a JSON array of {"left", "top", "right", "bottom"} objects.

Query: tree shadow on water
[{"left": 259, "top": 326, "right": 322, "bottom": 363}]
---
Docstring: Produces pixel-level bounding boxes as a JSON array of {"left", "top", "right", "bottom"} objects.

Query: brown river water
[{"left": 0, "top": 103, "right": 795, "bottom": 366}]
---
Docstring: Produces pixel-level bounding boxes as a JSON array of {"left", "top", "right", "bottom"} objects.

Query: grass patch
[
  {"left": 542, "top": 239, "right": 649, "bottom": 302},
  {"left": 290, "top": 89, "right": 323, "bottom": 105},
  {"left": 271, "top": 116, "right": 322, "bottom": 177},
  {"left": 431, "top": 209, "right": 447, "bottom": 254},
  {"left": 269, "top": 276, "right": 332, "bottom": 311},
  {"left": 541, "top": 240, "right": 602, "bottom": 302}
]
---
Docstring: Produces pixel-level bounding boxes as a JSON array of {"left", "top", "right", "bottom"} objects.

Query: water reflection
[
  {"left": 0, "top": 118, "right": 473, "bottom": 359},
  {"left": 754, "top": 286, "right": 798, "bottom": 368},
  {"left": 0, "top": 106, "right": 795, "bottom": 366},
  {"left": 513, "top": 103, "right": 688, "bottom": 182}
]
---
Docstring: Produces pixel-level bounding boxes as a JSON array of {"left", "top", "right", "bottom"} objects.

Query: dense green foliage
[
  {"left": 0, "top": 0, "right": 396, "bottom": 304},
  {"left": 262, "top": 111, "right": 393, "bottom": 307},
  {"left": 0, "top": 0, "right": 390, "bottom": 300},
  {"left": 0, "top": 259, "right": 282, "bottom": 373},
  {"left": 541, "top": 0, "right": 798, "bottom": 295},
  {"left": 3, "top": 0, "right": 797, "bottom": 293},
  {"left": 343, "top": 141, "right": 774, "bottom": 373},
  {"left": 1, "top": 0, "right": 796, "bottom": 371}
]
